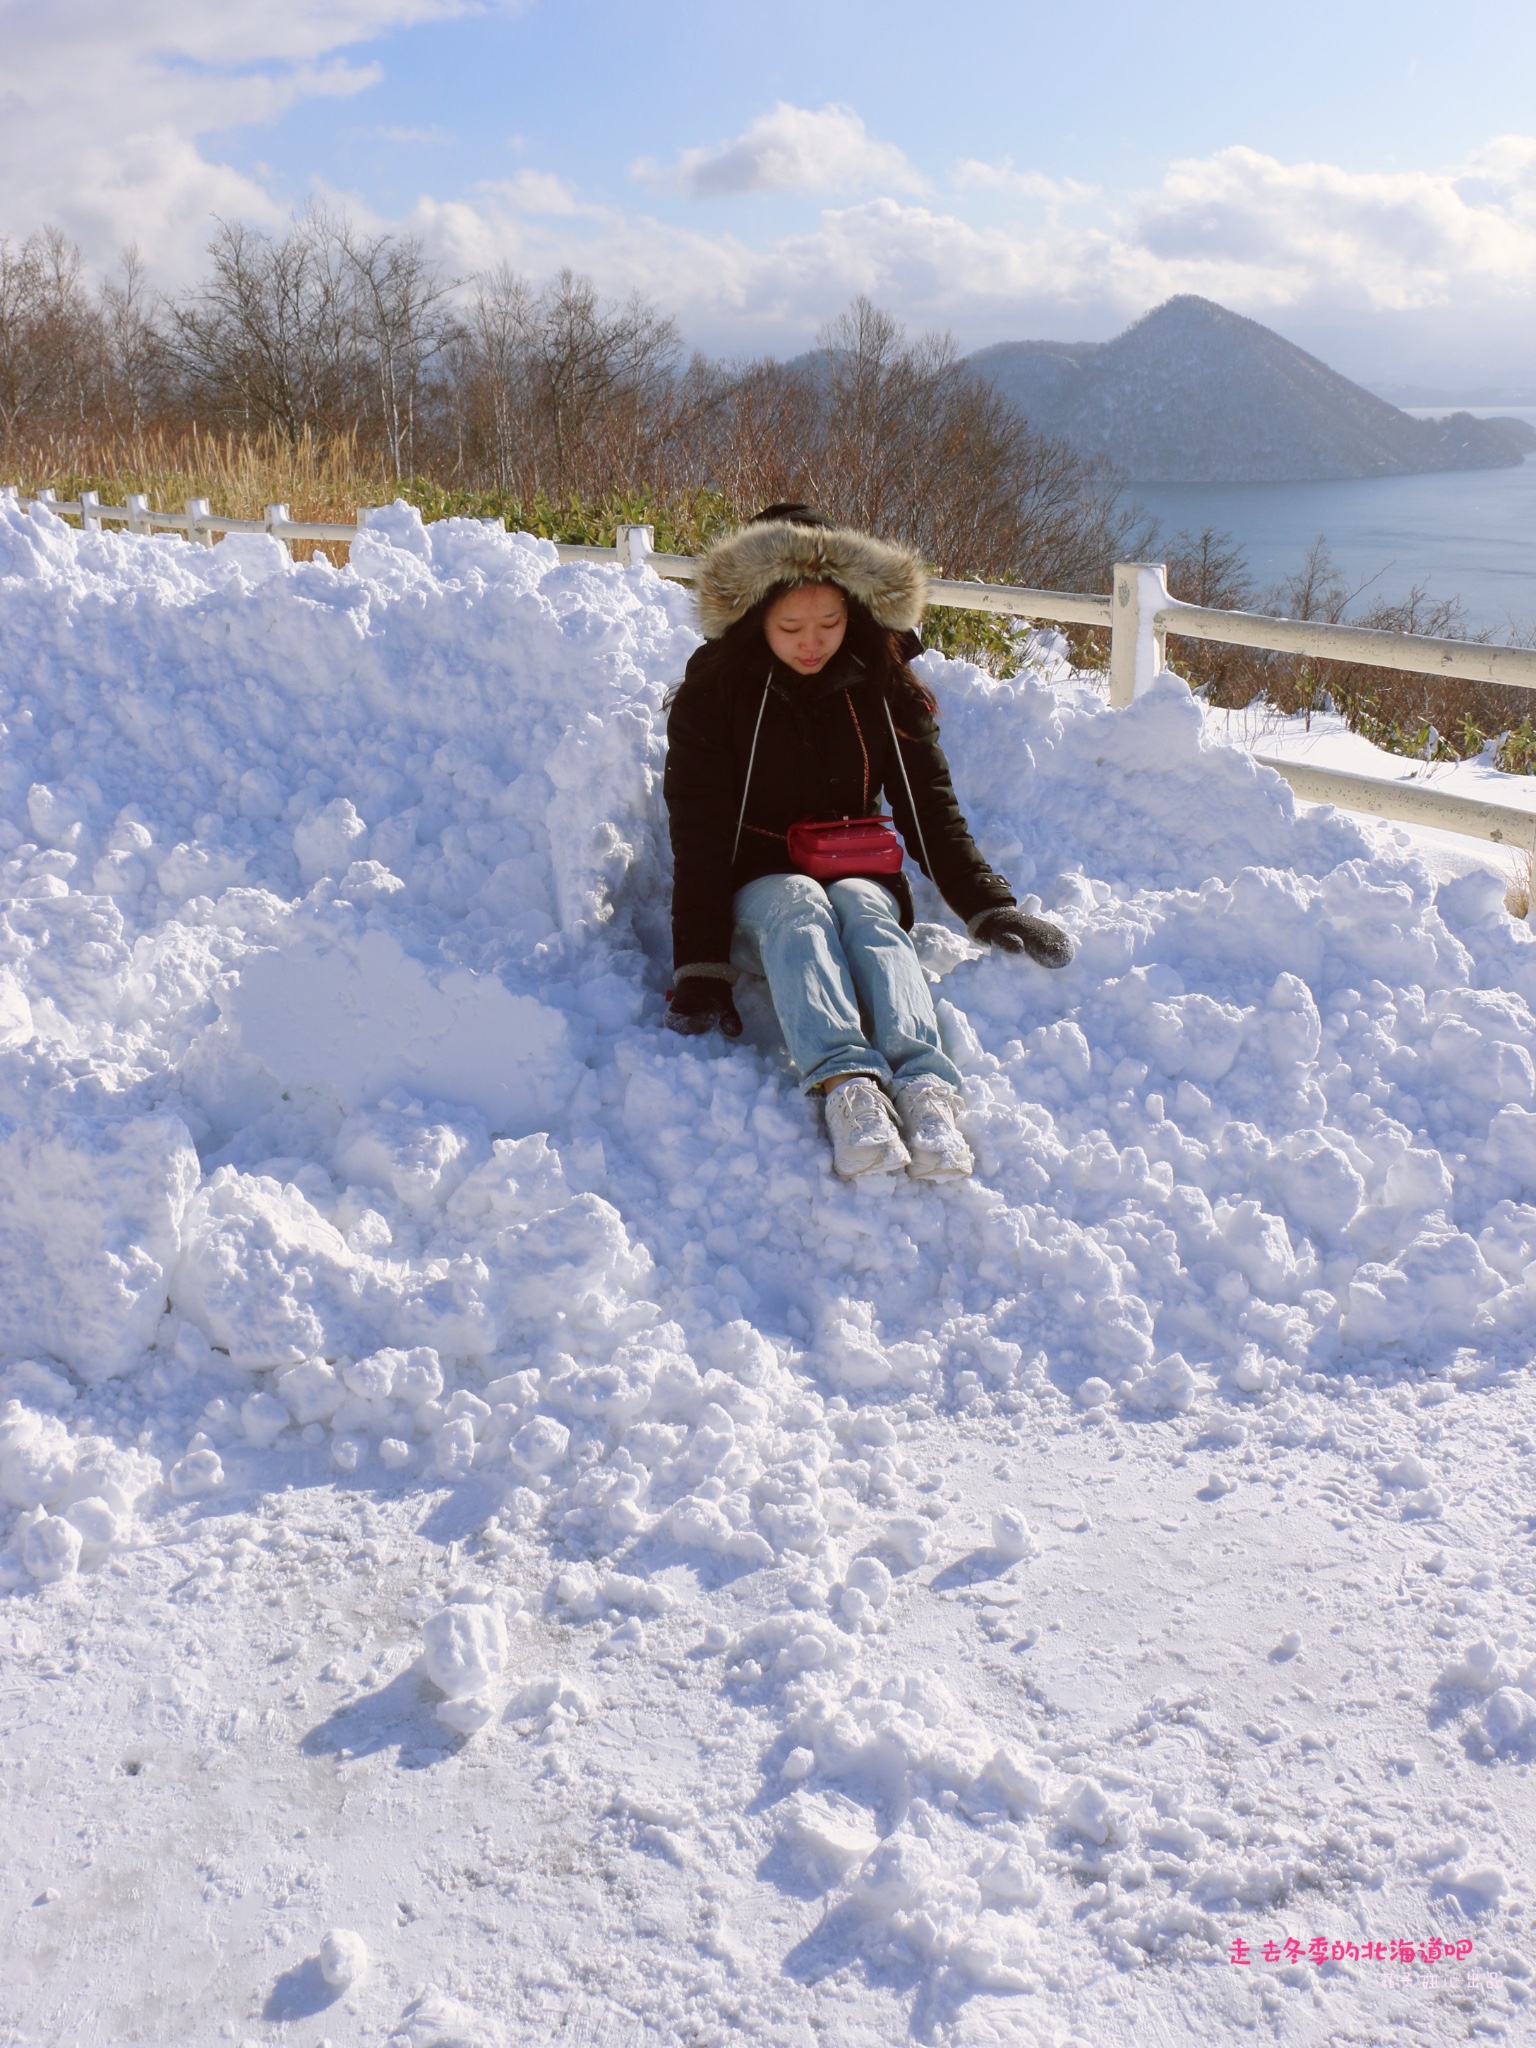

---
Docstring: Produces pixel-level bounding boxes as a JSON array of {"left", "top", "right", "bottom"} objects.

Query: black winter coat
[{"left": 663, "top": 631, "right": 1015, "bottom": 974}]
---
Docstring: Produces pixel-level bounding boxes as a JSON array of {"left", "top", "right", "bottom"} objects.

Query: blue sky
[{"left": 6, "top": 0, "right": 1536, "bottom": 389}]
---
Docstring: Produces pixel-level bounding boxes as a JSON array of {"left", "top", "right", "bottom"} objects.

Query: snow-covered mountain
[{"left": 970, "top": 295, "right": 1536, "bottom": 482}]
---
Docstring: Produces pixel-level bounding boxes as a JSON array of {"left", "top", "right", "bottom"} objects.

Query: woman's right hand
[{"left": 665, "top": 979, "right": 743, "bottom": 1037}]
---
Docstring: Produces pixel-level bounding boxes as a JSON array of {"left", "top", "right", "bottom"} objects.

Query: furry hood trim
[{"left": 693, "top": 520, "right": 927, "bottom": 640}]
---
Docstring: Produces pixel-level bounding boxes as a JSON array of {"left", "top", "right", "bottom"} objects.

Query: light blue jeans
[{"left": 730, "top": 873, "right": 963, "bottom": 1095}]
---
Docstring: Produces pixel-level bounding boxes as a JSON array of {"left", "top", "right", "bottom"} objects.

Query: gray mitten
[{"left": 971, "top": 907, "right": 1074, "bottom": 968}]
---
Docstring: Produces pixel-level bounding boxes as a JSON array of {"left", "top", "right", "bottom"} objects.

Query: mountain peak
[{"left": 968, "top": 301, "right": 1527, "bottom": 482}]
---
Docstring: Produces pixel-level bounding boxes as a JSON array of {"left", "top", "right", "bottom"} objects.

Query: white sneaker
[
  {"left": 824, "top": 1077, "right": 910, "bottom": 1178},
  {"left": 893, "top": 1077, "right": 974, "bottom": 1181}
]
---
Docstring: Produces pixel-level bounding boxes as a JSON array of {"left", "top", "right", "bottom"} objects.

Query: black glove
[
  {"left": 665, "top": 978, "right": 743, "bottom": 1037},
  {"left": 972, "top": 906, "right": 1074, "bottom": 968}
]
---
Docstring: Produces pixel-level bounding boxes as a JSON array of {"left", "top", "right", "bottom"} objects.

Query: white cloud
[
  {"left": 0, "top": 0, "right": 496, "bottom": 276},
  {"left": 476, "top": 171, "right": 598, "bottom": 218},
  {"left": 1132, "top": 142, "right": 1536, "bottom": 311},
  {"left": 412, "top": 134, "right": 1536, "bottom": 356},
  {"left": 401, "top": 137, "right": 1536, "bottom": 392},
  {"left": 952, "top": 159, "right": 1097, "bottom": 205},
  {"left": 367, "top": 125, "right": 454, "bottom": 146},
  {"left": 633, "top": 102, "right": 927, "bottom": 199}
]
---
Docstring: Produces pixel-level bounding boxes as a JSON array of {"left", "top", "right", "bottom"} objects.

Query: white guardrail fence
[{"left": 6, "top": 487, "right": 1536, "bottom": 857}]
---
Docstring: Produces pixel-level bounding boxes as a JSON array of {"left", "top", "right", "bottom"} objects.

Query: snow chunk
[
  {"left": 819, "top": 1299, "right": 895, "bottom": 1391},
  {"left": 1119, "top": 1353, "right": 1200, "bottom": 1415},
  {"left": 1441, "top": 1865, "right": 1509, "bottom": 1913},
  {"left": 845, "top": 1555, "right": 893, "bottom": 1608},
  {"left": 1439, "top": 1640, "right": 1514, "bottom": 1694},
  {"left": 1057, "top": 1775, "right": 1119, "bottom": 1845},
  {"left": 782, "top": 1792, "right": 879, "bottom": 1876},
  {"left": 436, "top": 1694, "right": 496, "bottom": 1737},
  {"left": 505, "top": 1673, "right": 593, "bottom": 1728},
  {"left": 991, "top": 1507, "right": 1035, "bottom": 1561},
  {"left": 509, "top": 1416, "right": 569, "bottom": 1476},
  {"left": 335, "top": 1102, "right": 486, "bottom": 1215},
  {"left": 293, "top": 798, "right": 368, "bottom": 883},
  {"left": 422, "top": 1600, "right": 508, "bottom": 1701},
  {"left": 168, "top": 1449, "right": 225, "bottom": 1497},
  {"left": 274, "top": 1360, "right": 345, "bottom": 1425},
  {"left": 393, "top": 1986, "right": 504, "bottom": 2048},
  {"left": 880, "top": 1516, "right": 935, "bottom": 1568},
  {"left": 21, "top": 1513, "right": 82, "bottom": 1583},
  {"left": 0, "top": 1405, "right": 76, "bottom": 1509},
  {"left": 1478, "top": 1688, "right": 1536, "bottom": 1754},
  {"left": 64, "top": 1496, "right": 118, "bottom": 1548},
  {"left": 240, "top": 1391, "right": 289, "bottom": 1447},
  {"left": 318, "top": 1927, "right": 368, "bottom": 1990},
  {"left": 0, "top": 1114, "right": 199, "bottom": 1379}
]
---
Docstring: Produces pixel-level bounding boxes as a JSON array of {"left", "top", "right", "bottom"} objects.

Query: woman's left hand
[{"left": 972, "top": 907, "right": 1074, "bottom": 968}]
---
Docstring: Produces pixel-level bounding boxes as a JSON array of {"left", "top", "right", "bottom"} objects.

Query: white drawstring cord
[
  {"left": 731, "top": 673, "right": 772, "bottom": 864},
  {"left": 883, "top": 697, "right": 933, "bottom": 880},
  {"left": 730, "top": 679, "right": 932, "bottom": 878}
]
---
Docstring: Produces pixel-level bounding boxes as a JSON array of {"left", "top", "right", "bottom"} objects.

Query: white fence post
[
  {"left": 616, "top": 523, "right": 654, "bottom": 567},
  {"left": 79, "top": 489, "right": 101, "bottom": 533},
  {"left": 264, "top": 503, "right": 291, "bottom": 557},
  {"left": 185, "top": 496, "right": 214, "bottom": 547},
  {"left": 125, "top": 493, "right": 151, "bottom": 535},
  {"left": 1108, "top": 561, "right": 1171, "bottom": 708},
  {"left": 34, "top": 487, "right": 57, "bottom": 516}
]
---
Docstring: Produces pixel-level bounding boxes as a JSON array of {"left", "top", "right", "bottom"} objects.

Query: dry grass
[
  {"left": 2, "top": 427, "right": 391, "bottom": 561},
  {"left": 1507, "top": 847, "right": 1534, "bottom": 921}
]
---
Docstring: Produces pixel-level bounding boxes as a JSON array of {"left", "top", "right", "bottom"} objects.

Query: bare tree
[
  {"left": 99, "top": 246, "right": 166, "bottom": 436},
  {"left": 0, "top": 226, "right": 106, "bottom": 440},
  {"left": 447, "top": 264, "right": 535, "bottom": 491},
  {"left": 1273, "top": 536, "right": 1353, "bottom": 624},
  {"left": 162, "top": 208, "right": 456, "bottom": 474},
  {"left": 165, "top": 211, "right": 360, "bottom": 442},
  {"left": 339, "top": 222, "right": 456, "bottom": 478},
  {"left": 531, "top": 271, "right": 679, "bottom": 488},
  {"left": 1166, "top": 526, "right": 1255, "bottom": 611},
  {"left": 446, "top": 267, "right": 682, "bottom": 496}
]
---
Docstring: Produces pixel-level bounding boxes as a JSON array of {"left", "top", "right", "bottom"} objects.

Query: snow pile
[{"left": 2, "top": 497, "right": 1535, "bottom": 2033}]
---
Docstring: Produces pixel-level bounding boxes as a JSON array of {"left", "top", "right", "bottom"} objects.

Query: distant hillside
[{"left": 968, "top": 297, "right": 1536, "bottom": 483}]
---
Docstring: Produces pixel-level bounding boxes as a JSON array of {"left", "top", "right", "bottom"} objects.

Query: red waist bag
[{"left": 785, "top": 815, "right": 904, "bottom": 881}]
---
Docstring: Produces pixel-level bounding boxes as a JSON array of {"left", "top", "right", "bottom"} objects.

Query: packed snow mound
[{"left": 3, "top": 496, "right": 1536, "bottom": 2014}]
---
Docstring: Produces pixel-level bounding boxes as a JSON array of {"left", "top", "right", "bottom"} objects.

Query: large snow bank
[{"left": 3, "top": 497, "right": 1536, "bottom": 2033}]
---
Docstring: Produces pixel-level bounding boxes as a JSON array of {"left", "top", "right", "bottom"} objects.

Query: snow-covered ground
[
  {"left": 1210, "top": 699, "right": 1536, "bottom": 881},
  {"left": 3, "top": 500, "right": 1536, "bottom": 2048},
  {"left": 1240, "top": 709, "right": 1536, "bottom": 820}
]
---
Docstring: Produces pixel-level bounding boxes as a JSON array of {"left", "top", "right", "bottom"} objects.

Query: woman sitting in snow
[{"left": 662, "top": 505, "right": 1072, "bottom": 1182}]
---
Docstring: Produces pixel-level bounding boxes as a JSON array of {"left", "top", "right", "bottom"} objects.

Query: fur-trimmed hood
[{"left": 693, "top": 519, "right": 927, "bottom": 640}]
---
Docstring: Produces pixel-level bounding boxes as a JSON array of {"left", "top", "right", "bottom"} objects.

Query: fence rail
[
  {"left": 1253, "top": 755, "right": 1535, "bottom": 850},
  {"left": 0, "top": 488, "right": 1118, "bottom": 627},
  {"left": 1160, "top": 598, "right": 1536, "bottom": 694},
  {"left": 5, "top": 488, "right": 1532, "bottom": 855}
]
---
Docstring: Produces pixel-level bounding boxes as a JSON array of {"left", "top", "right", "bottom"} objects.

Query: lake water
[{"left": 1123, "top": 407, "right": 1536, "bottom": 638}]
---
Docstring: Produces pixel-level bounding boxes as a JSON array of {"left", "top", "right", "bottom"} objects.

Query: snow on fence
[{"left": 7, "top": 487, "right": 1536, "bottom": 855}]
